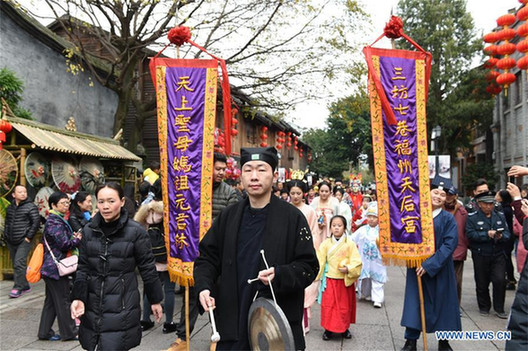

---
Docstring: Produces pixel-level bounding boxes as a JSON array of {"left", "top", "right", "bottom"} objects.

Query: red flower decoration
[
  {"left": 384, "top": 16, "right": 404, "bottom": 39},
  {"left": 168, "top": 26, "right": 192, "bottom": 46}
]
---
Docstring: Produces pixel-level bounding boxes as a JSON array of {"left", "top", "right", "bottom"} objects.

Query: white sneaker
[{"left": 373, "top": 302, "right": 382, "bottom": 308}]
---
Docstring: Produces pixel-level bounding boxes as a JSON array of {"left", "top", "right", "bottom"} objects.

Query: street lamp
[{"left": 431, "top": 125, "right": 442, "bottom": 177}]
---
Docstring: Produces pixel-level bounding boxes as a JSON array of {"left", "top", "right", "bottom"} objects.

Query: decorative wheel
[
  {"left": 25, "top": 152, "right": 50, "bottom": 188},
  {"left": 0, "top": 149, "right": 18, "bottom": 198},
  {"left": 52, "top": 156, "right": 81, "bottom": 194}
]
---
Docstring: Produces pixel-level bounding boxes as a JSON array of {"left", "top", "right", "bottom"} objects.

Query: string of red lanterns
[{"left": 495, "top": 14, "right": 517, "bottom": 94}]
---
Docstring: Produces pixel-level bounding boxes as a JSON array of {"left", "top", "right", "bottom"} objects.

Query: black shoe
[
  {"left": 495, "top": 311, "right": 508, "bottom": 319},
  {"left": 322, "top": 330, "right": 332, "bottom": 340},
  {"left": 506, "top": 282, "right": 516, "bottom": 290},
  {"left": 479, "top": 309, "right": 490, "bottom": 316},
  {"left": 438, "top": 340, "right": 453, "bottom": 351},
  {"left": 342, "top": 329, "right": 352, "bottom": 339},
  {"left": 140, "top": 320, "right": 154, "bottom": 331},
  {"left": 400, "top": 339, "right": 417, "bottom": 351},
  {"left": 163, "top": 322, "right": 177, "bottom": 334}
]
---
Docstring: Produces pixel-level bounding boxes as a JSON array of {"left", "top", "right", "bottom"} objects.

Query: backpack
[
  {"left": 147, "top": 225, "right": 167, "bottom": 263},
  {"left": 26, "top": 243, "right": 44, "bottom": 283}
]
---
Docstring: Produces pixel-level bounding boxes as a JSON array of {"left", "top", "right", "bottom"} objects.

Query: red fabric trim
[
  {"left": 363, "top": 47, "right": 397, "bottom": 125},
  {"left": 149, "top": 58, "right": 217, "bottom": 68}
]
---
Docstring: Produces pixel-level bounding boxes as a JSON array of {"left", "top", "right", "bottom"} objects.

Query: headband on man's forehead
[{"left": 240, "top": 147, "right": 278, "bottom": 170}]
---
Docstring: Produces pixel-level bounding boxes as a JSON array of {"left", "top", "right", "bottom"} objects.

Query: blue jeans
[{"left": 142, "top": 270, "right": 175, "bottom": 323}]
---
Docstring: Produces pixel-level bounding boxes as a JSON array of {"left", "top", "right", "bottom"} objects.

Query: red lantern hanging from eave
[
  {"left": 484, "top": 45, "right": 498, "bottom": 56},
  {"left": 497, "top": 28, "right": 517, "bottom": 41},
  {"left": 518, "top": 5, "right": 528, "bottom": 21},
  {"left": 484, "top": 57, "right": 499, "bottom": 68},
  {"left": 497, "top": 42, "right": 517, "bottom": 56},
  {"left": 486, "top": 70, "right": 500, "bottom": 81},
  {"left": 483, "top": 31, "right": 498, "bottom": 43},
  {"left": 496, "top": 72, "right": 516, "bottom": 95},
  {"left": 260, "top": 142, "right": 268, "bottom": 147},
  {"left": 518, "top": 23, "right": 528, "bottom": 38},
  {"left": 497, "top": 14, "right": 516, "bottom": 27},
  {"left": 0, "top": 119, "right": 12, "bottom": 150},
  {"left": 486, "top": 84, "right": 502, "bottom": 96},
  {"left": 518, "top": 39, "right": 528, "bottom": 53},
  {"left": 520, "top": 0, "right": 528, "bottom": 5},
  {"left": 517, "top": 56, "right": 528, "bottom": 70},
  {"left": 497, "top": 57, "right": 517, "bottom": 70}
]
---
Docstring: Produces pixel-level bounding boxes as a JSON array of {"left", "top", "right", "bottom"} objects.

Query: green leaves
[{"left": 0, "top": 67, "right": 33, "bottom": 120}]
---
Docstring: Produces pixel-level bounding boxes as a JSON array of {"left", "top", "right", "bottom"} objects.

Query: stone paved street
[{"left": 0, "top": 253, "right": 516, "bottom": 351}]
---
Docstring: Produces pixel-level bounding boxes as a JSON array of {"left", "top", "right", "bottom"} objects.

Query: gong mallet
[{"left": 209, "top": 307, "right": 221, "bottom": 343}]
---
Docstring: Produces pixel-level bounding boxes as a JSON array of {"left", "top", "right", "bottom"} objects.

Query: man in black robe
[{"left": 194, "top": 146, "right": 319, "bottom": 350}]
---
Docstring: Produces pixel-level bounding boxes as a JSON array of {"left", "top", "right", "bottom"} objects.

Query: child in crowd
[
  {"left": 317, "top": 215, "right": 362, "bottom": 341},
  {"left": 351, "top": 203, "right": 387, "bottom": 308}
]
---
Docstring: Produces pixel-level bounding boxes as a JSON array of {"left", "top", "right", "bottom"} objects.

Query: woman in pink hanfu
[
  {"left": 310, "top": 181, "right": 339, "bottom": 249},
  {"left": 288, "top": 179, "right": 319, "bottom": 333}
]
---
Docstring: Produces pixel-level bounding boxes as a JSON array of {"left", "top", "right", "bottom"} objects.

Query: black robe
[{"left": 194, "top": 194, "right": 319, "bottom": 350}]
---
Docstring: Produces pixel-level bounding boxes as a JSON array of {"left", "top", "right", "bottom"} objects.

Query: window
[{"left": 514, "top": 72, "right": 522, "bottom": 106}]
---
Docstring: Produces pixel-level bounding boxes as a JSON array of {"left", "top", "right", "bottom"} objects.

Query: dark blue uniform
[{"left": 466, "top": 208, "right": 510, "bottom": 315}]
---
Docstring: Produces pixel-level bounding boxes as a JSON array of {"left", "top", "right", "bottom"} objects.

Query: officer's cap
[{"left": 475, "top": 191, "right": 496, "bottom": 203}]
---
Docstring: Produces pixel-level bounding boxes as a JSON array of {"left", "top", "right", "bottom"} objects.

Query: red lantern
[
  {"left": 496, "top": 72, "right": 516, "bottom": 86},
  {"left": 260, "top": 142, "right": 268, "bottom": 147},
  {"left": 497, "top": 14, "right": 516, "bottom": 27},
  {"left": 294, "top": 146, "right": 298, "bottom": 151},
  {"left": 497, "top": 28, "right": 516, "bottom": 41},
  {"left": 484, "top": 57, "right": 498, "bottom": 68},
  {"left": 486, "top": 70, "right": 500, "bottom": 81},
  {"left": 497, "top": 42, "right": 517, "bottom": 56},
  {"left": 0, "top": 119, "right": 12, "bottom": 134},
  {"left": 518, "top": 39, "right": 528, "bottom": 53},
  {"left": 486, "top": 84, "right": 502, "bottom": 95},
  {"left": 231, "top": 129, "right": 238, "bottom": 136},
  {"left": 497, "top": 57, "right": 516, "bottom": 70},
  {"left": 517, "top": 56, "right": 528, "bottom": 70},
  {"left": 276, "top": 144, "right": 282, "bottom": 150},
  {"left": 261, "top": 126, "right": 268, "bottom": 132},
  {"left": 518, "top": 6, "right": 528, "bottom": 21},
  {"left": 260, "top": 134, "right": 268, "bottom": 140},
  {"left": 518, "top": 23, "right": 528, "bottom": 38},
  {"left": 483, "top": 32, "right": 498, "bottom": 43},
  {"left": 484, "top": 45, "right": 498, "bottom": 55},
  {"left": 232, "top": 118, "right": 238, "bottom": 125}
]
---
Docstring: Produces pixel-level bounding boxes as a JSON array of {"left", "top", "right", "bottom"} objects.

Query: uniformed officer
[
  {"left": 465, "top": 178, "right": 489, "bottom": 213},
  {"left": 465, "top": 191, "right": 511, "bottom": 319}
]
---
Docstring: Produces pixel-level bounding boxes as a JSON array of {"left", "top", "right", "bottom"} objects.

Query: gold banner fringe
[
  {"left": 382, "top": 256, "right": 429, "bottom": 268},
  {"left": 169, "top": 270, "right": 195, "bottom": 287}
]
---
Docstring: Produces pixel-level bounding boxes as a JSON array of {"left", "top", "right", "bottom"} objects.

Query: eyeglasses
[{"left": 58, "top": 200, "right": 71, "bottom": 205}]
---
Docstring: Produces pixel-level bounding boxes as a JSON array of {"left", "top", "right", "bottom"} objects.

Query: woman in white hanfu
[{"left": 350, "top": 202, "right": 387, "bottom": 308}]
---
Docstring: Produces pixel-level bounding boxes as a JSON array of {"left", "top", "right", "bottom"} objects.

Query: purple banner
[
  {"left": 380, "top": 56, "right": 422, "bottom": 244},
  {"left": 165, "top": 66, "right": 207, "bottom": 261}
]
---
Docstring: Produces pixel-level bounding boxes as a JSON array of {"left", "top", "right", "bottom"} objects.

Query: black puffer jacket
[
  {"left": 68, "top": 211, "right": 89, "bottom": 233},
  {"left": 4, "top": 199, "right": 40, "bottom": 245},
  {"left": 72, "top": 209, "right": 163, "bottom": 351}
]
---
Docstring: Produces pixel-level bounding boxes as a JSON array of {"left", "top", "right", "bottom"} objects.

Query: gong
[{"left": 248, "top": 298, "right": 295, "bottom": 351}]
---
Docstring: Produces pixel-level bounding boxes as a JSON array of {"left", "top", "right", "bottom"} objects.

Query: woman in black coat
[
  {"left": 70, "top": 182, "right": 163, "bottom": 351},
  {"left": 68, "top": 191, "right": 93, "bottom": 233}
]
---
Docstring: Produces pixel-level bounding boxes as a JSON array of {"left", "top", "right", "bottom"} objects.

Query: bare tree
[{"left": 14, "top": 0, "right": 369, "bottom": 152}]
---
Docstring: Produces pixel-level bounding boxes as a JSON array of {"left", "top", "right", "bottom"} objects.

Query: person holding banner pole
[{"left": 400, "top": 180, "right": 461, "bottom": 351}]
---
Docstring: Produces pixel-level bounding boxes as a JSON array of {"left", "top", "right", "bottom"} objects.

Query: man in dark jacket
[
  {"left": 194, "top": 147, "right": 319, "bottom": 350},
  {"left": 466, "top": 191, "right": 511, "bottom": 319},
  {"left": 4, "top": 185, "right": 40, "bottom": 298},
  {"left": 171, "top": 152, "right": 239, "bottom": 349}
]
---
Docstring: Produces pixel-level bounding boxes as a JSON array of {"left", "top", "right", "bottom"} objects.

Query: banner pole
[
  {"left": 185, "top": 285, "right": 190, "bottom": 351},
  {"left": 417, "top": 274, "right": 428, "bottom": 351}
]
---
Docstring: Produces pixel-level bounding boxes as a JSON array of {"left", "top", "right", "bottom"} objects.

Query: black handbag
[{"left": 147, "top": 225, "right": 167, "bottom": 263}]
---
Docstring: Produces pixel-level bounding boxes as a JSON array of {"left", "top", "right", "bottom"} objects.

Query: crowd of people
[{"left": 1, "top": 150, "right": 527, "bottom": 350}]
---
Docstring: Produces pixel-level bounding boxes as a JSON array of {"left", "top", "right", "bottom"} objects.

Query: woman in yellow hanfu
[{"left": 316, "top": 215, "right": 362, "bottom": 341}]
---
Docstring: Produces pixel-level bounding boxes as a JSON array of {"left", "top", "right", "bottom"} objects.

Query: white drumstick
[
  {"left": 208, "top": 308, "right": 220, "bottom": 343},
  {"left": 260, "top": 249, "right": 278, "bottom": 305}
]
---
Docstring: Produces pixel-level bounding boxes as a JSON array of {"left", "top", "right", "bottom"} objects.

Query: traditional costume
[
  {"left": 194, "top": 147, "right": 319, "bottom": 350},
  {"left": 350, "top": 204, "right": 387, "bottom": 306},
  {"left": 317, "top": 234, "right": 362, "bottom": 334},
  {"left": 400, "top": 208, "right": 461, "bottom": 341},
  {"left": 310, "top": 196, "right": 339, "bottom": 248}
]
